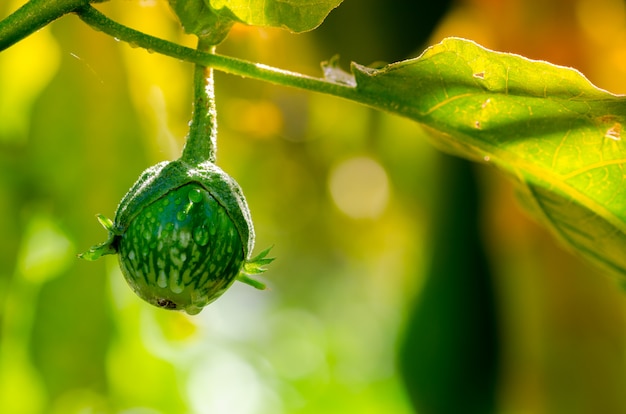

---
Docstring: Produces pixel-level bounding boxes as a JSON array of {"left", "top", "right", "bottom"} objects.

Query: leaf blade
[
  {"left": 351, "top": 37, "right": 626, "bottom": 276},
  {"left": 208, "top": 0, "right": 343, "bottom": 32}
]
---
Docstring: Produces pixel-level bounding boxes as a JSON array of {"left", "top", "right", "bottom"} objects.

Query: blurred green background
[{"left": 3, "top": 0, "right": 626, "bottom": 413}]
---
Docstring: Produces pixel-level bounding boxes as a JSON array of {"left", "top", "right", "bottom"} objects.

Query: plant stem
[
  {"left": 74, "top": 6, "right": 363, "bottom": 104},
  {"left": 181, "top": 38, "right": 218, "bottom": 165},
  {"left": 0, "top": 0, "right": 103, "bottom": 51}
]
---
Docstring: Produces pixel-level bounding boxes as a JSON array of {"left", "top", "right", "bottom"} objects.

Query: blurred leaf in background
[{"left": 2, "top": 0, "right": 626, "bottom": 414}]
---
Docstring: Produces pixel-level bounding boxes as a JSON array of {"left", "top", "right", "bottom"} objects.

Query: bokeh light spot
[
  {"left": 328, "top": 156, "right": 390, "bottom": 219},
  {"left": 223, "top": 98, "right": 284, "bottom": 139},
  {"left": 187, "top": 350, "right": 280, "bottom": 414},
  {"left": 17, "top": 214, "right": 74, "bottom": 283}
]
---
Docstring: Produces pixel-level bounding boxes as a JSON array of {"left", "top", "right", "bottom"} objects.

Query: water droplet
[
  {"left": 193, "top": 226, "right": 210, "bottom": 246},
  {"left": 176, "top": 211, "right": 187, "bottom": 221},
  {"left": 184, "top": 305, "right": 202, "bottom": 315},
  {"left": 162, "top": 198, "right": 170, "bottom": 206},
  {"left": 142, "top": 229, "right": 152, "bottom": 240},
  {"left": 188, "top": 188, "right": 203, "bottom": 203},
  {"left": 174, "top": 196, "right": 182, "bottom": 205}
]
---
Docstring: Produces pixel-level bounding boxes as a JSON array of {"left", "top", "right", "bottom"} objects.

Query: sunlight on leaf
[
  {"left": 168, "top": 0, "right": 342, "bottom": 39},
  {"left": 350, "top": 37, "right": 626, "bottom": 276},
  {"left": 207, "top": 0, "right": 343, "bottom": 33}
]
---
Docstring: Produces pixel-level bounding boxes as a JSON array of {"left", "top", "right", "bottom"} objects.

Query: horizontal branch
[
  {"left": 0, "top": 0, "right": 106, "bottom": 51},
  {"left": 75, "top": 5, "right": 362, "bottom": 103}
]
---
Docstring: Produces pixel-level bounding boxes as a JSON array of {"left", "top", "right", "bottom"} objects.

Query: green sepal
[
  {"left": 244, "top": 246, "right": 275, "bottom": 273},
  {"left": 236, "top": 246, "right": 275, "bottom": 290},
  {"left": 236, "top": 274, "right": 267, "bottom": 290},
  {"left": 78, "top": 214, "right": 120, "bottom": 261}
]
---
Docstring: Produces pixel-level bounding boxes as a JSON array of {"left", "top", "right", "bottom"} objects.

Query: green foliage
[
  {"left": 203, "top": 0, "right": 343, "bottom": 32},
  {"left": 168, "top": 0, "right": 343, "bottom": 42},
  {"left": 349, "top": 37, "right": 626, "bottom": 277}
]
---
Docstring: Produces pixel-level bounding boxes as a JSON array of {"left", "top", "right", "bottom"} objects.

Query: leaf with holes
[{"left": 348, "top": 37, "right": 626, "bottom": 276}]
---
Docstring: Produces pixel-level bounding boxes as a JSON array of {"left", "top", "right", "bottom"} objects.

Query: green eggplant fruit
[{"left": 81, "top": 159, "right": 272, "bottom": 315}]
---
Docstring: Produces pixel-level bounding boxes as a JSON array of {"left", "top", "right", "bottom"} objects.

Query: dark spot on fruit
[{"left": 156, "top": 298, "right": 177, "bottom": 309}]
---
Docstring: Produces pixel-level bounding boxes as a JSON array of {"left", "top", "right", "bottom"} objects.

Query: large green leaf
[
  {"left": 169, "top": 0, "right": 343, "bottom": 40},
  {"left": 349, "top": 38, "right": 626, "bottom": 276},
  {"left": 208, "top": 0, "right": 343, "bottom": 32}
]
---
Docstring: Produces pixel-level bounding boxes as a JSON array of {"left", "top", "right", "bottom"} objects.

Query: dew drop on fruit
[
  {"left": 188, "top": 188, "right": 203, "bottom": 203},
  {"left": 184, "top": 306, "right": 202, "bottom": 315}
]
